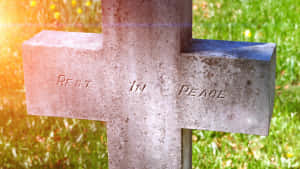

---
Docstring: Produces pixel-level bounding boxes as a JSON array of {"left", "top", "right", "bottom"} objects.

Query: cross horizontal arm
[
  {"left": 23, "top": 31, "right": 276, "bottom": 136},
  {"left": 23, "top": 31, "right": 110, "bottom": 122},
  {"left": 178, "top": 39, "right": 276, "bottom": 136}
]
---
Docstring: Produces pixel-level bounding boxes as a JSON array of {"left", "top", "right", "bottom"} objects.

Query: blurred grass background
[{"left": 0, "top": 0, "right": 299, "bottom": 168}]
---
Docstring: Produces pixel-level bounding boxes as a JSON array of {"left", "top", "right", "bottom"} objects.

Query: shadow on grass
[{"left": 276, "top": 86, "right": 300, "bottom": 115}]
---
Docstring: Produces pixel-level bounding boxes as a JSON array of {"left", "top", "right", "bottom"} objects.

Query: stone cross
[{"left": 22, "top": 1, "right": 276, "bottom": 169}]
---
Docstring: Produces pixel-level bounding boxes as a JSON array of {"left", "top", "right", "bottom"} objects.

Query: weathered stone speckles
[
  {"left": 179, "top": 39, "right": 276, "bottom": 136},
  {"left": 22, "top": 1, "right": 275, "bottom": 169},
  {"left": 23, "top": 33, "right": 276, "bottom": 169}
]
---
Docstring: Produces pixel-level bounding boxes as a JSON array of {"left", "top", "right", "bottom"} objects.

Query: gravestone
[{"left": 22, "top": 0, "right": 276, "bottom": 169}]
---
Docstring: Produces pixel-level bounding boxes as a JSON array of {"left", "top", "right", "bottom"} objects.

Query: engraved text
[
  {"left": 129, "top": 80, "right": 146, "bottom": 93},
  {"left": 56, "top": 74, "right": 92, "bottom": 88},
  {"left": 178, "top": 85, "right": 225, "bottom": 99}
]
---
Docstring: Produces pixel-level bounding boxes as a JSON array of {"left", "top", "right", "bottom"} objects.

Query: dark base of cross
[{"left": 22, "top": 1, "right": 276, "bottom": 169}]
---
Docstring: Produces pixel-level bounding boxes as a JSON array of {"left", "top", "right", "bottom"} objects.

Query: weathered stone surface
[
  {"left": 23, "top": 33, "right": 276, "bottom": 169},
  {"left": 24, "top": 1, "right": 193, "bottom": 168},
  {"left": 101, "top": 1, "right": 192, "bottom": 169},
  {"left": 178, "top": 39, "right": 276, "bottom": 136},
  {"left": 22, "top": 0, "right": 275, "bottom": 169},
  {"left": 23, "top": 31, "right": 110, "bottom": 121}
]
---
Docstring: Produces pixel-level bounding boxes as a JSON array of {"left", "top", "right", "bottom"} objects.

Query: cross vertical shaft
[{"left": 102, "top": 0, "right": 192, "bottom": 168}]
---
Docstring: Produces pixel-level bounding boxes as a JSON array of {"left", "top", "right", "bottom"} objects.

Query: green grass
[
  {"left": 191, "top": 0, "right": 300, "bottom": 168},
  {"left": 0, "top": 0, "right": 299, "bottom": 168}
]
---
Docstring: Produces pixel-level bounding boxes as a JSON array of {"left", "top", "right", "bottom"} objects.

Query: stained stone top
[
  {"left": 24, "top": 31, "right": 103, "bottom": 50},
  {"left": 186, "top": 39, "right": 276, "bottom": 61}
]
